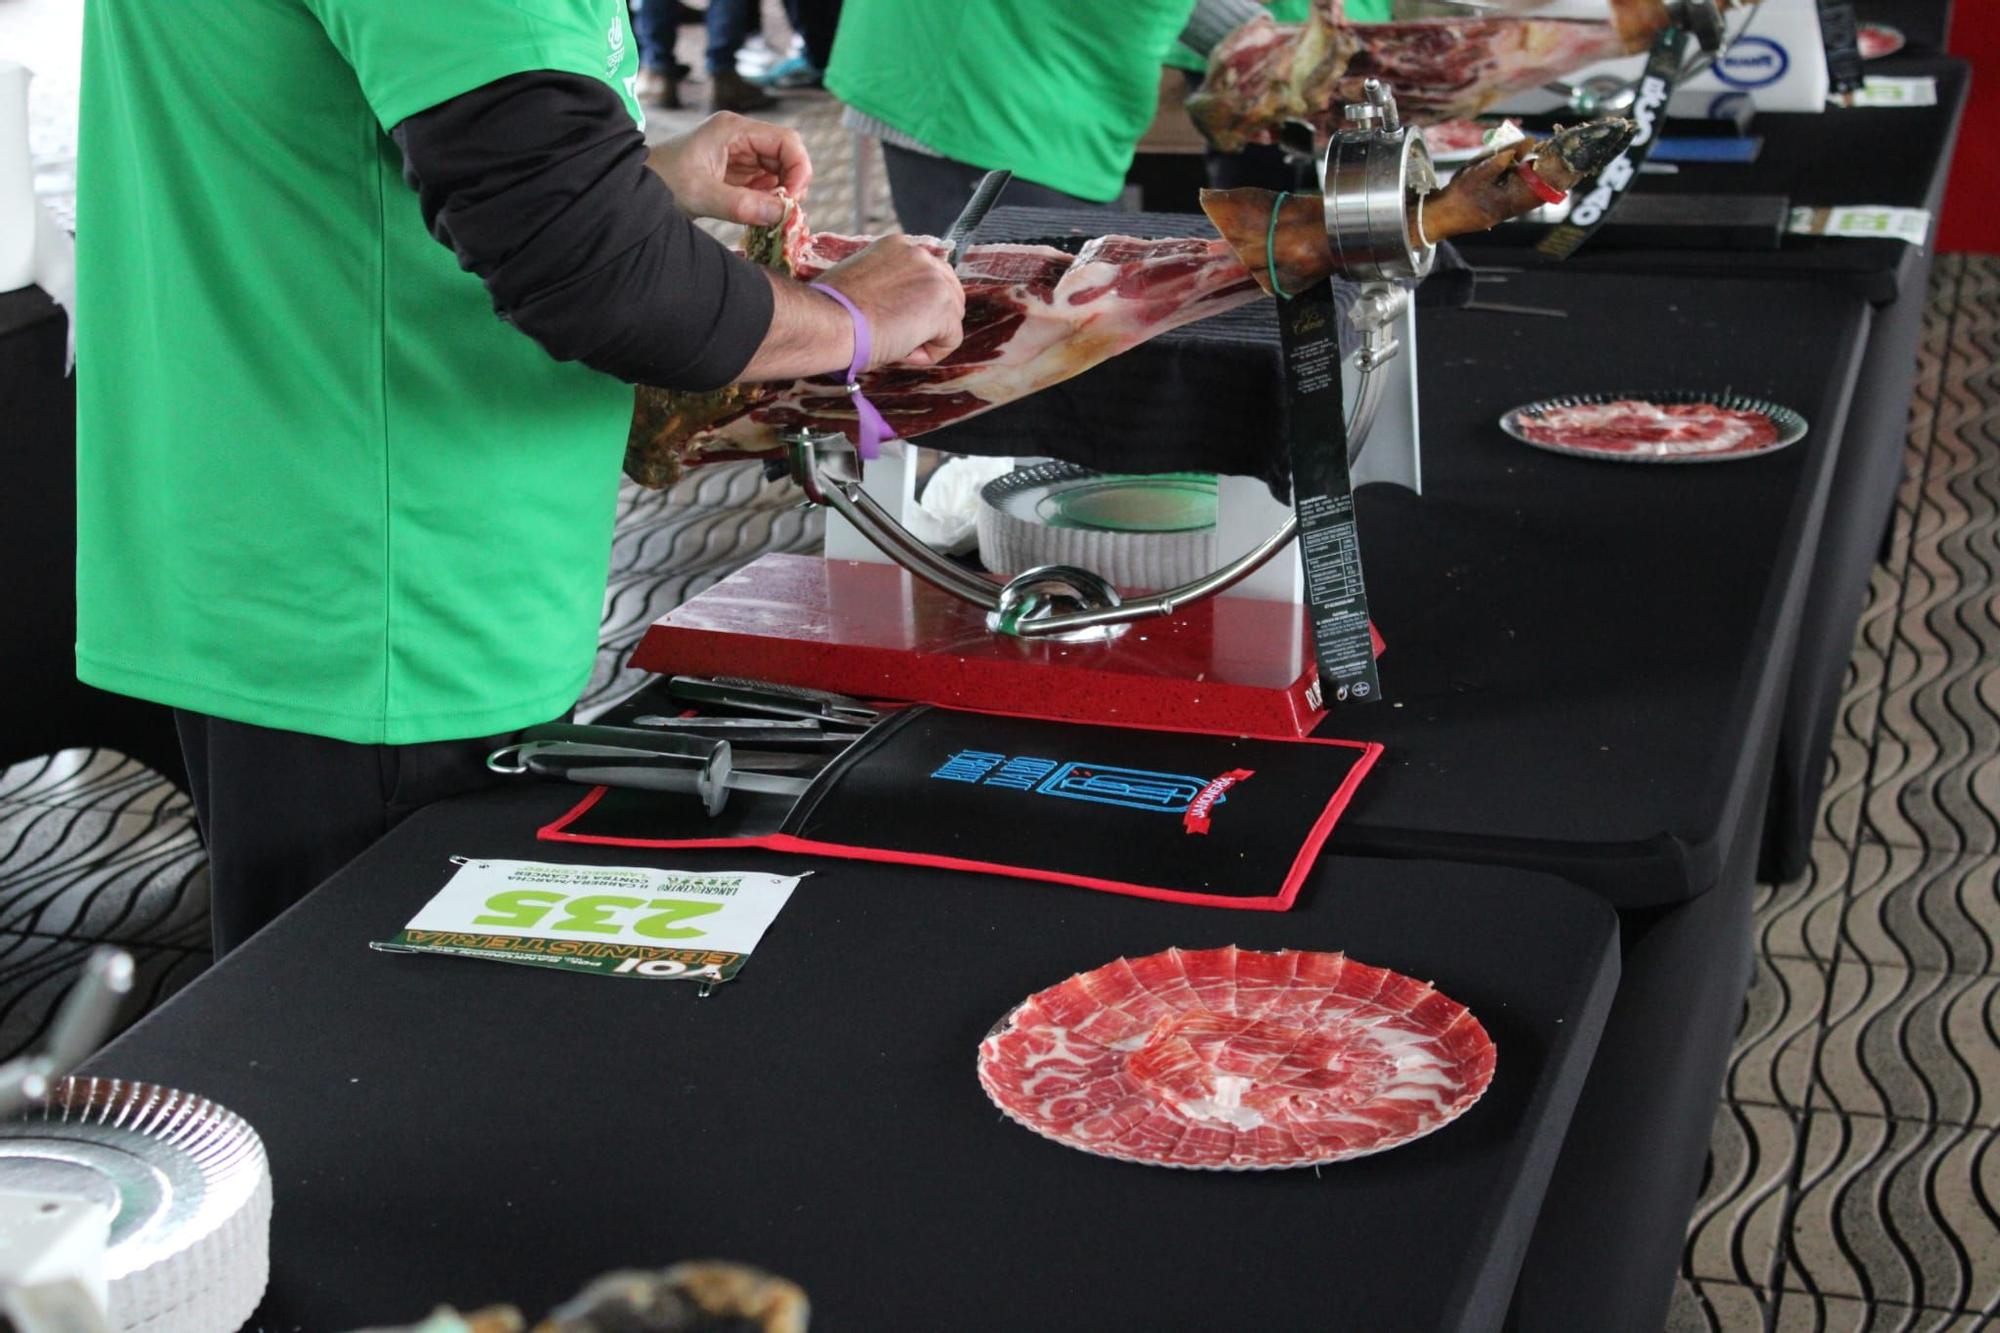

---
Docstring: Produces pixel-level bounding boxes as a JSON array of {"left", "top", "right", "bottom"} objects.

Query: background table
[
  {"left": 86, "top": 786, "right": 1619, "bottom": 1332},
  {"left": 1334, "top": 268, "right": 1868, "bottom": 1328},
  {"left": 1456, "top": 55, "right": 1970, "bottom": 884}
]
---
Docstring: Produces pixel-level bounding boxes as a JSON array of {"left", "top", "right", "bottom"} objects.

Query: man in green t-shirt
[{"left": 75, "top": 0, "right": 965, "bottom": 952}]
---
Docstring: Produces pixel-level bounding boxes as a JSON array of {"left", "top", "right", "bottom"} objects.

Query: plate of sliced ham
[
  {"left": 1499, "top": 392, "right": 1808, "bottom": 463},
  {"left": 1857, "top": 23, "right": 1905, "bottom": 59},
  {"left": 976, "top": 945, "right": 1495, "bottom": 1171}
]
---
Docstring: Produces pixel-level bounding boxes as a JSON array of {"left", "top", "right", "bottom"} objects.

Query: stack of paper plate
[
  {"left": 977, "top": 463, "right": 1217, "bottom": 589},
  {"left": 0, "top": 1078, "right": 271, "bottom": 1331}
]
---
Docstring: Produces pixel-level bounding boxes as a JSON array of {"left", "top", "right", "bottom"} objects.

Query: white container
[
  {"left": 1490, "top": 0, "right": 1832, "bottom": 119},
  {"left": 0, "top": 61, "right": 36, "bottom": 292}
]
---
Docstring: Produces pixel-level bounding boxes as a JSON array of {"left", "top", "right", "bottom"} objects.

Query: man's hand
[
  {"left": 649, "top": 112, "right": 811, "bottom": 227},
  {"left": 817, "top": 236, "right": 966, "bottom": 369},
  {"left": 739, "top": 237, "right": 965, "bottom": 383}
]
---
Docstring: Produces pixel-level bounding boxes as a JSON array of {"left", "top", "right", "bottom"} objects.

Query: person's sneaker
[
  {"left": 755, "top": 55, "right": 822, "bottom": 90},
  {"left": 709, "top": 68, "right": 777, "bottom": 114},
  {"left": 734, "top": 34, "right": 778, "bottom": 79},
  {"left": 635, "top": 65, "right": 680, "bottom": 108}
]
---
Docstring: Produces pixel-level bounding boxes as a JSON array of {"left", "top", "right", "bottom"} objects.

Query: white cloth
[{"left": 1, "top": 61, "right": 76, "bottom": 364}]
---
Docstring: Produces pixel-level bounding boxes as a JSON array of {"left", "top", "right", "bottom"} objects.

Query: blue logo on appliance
[
  {"left": 1712, "top": 36, "right": 1789, "bottom": 89},
  {"left": 929, "top": 750, "right": 1253, "bottom": 833}
]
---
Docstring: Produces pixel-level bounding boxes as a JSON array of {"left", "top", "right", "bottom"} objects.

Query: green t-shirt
[
  {"left": 75, "top": 0, "right": 646, "bottom": 745},
  {"left": 1167, "top": 0, "right": 1395, "bottom": 71},
  {"left": 826, "top": 0, "right": 1201, "bottom": 202}
]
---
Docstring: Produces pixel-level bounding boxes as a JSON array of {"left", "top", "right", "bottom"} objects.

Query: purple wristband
[{"left": 809, "top": 282, "right": 894, "bottom": 460}]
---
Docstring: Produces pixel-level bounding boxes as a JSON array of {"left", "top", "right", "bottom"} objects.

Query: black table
[
  {"left": 1320, "top": 267, "right": 1865, "bottom": 1329},
  {"left": 86, "top": 787, "right": 1619, "bottom": 1332},
  {"left": 1457, "top": 56, "right": 1968, "bottom": 305},
  {"left": 938, "top": 237, "right": 1870, "bottom": 1326},
  {"left": 1858, "top": 0, "right": 1954, "bottom": 57},
  {"left": 0, "top": 285, "right": 183, "bottom": 782},
  {"left": 1344, "top": 270, "right": 1867, "bottom": 907},
  {"left": 1456, "top": 57, "right": 1970, "bottom": 882}
]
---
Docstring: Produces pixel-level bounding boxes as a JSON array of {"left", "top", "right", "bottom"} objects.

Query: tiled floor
[
  {"left": 8, "top": 2, "right": 2000, "bottom": 1326},
  {"left": 1668, "top": 255, "right": 2000, "bottom": 1333}
]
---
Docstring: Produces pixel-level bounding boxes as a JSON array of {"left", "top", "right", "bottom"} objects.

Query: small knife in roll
[
  {"left": 498, "top": 740, "right": 812, "bottom": 817},
  {"left": 518, "top": 721, "right": 838, "bottom": 768},
  {"left": 941, "top": 169, "right": 1012, "bottom": 270}
]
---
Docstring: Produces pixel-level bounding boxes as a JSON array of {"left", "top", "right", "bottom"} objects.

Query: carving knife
[{"left": 941, "top": 170, "right": 1012, "bottom": 270}]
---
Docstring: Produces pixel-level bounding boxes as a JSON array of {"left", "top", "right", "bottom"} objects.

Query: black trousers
[
  {"left": 880, "top": 143, "right": 1113, "bottom": 237},
  {"left": 785, "top": 0, "right": 841, "bottom": 71},
  {"left": 176, "top": 711, "right": 545, "bottom": 956}
]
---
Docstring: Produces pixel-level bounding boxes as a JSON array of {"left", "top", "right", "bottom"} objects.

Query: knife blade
[
  {"left": 941, "top": 169, "right": 1012, "bottom": 270},
  {"left": 501, "top": 733, "right": 831, "bottom": 776},
  {"left": 667, "top": 676, "right": 878, "bottom": 729}
]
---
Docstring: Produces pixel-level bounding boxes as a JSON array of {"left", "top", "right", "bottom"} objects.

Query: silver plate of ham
[
  {"left": 977, "top": 946, "right": 1495, "bottom": 1171},
  {"left": 1499, "top": 392, "right": 1808, "bottom": 463}
]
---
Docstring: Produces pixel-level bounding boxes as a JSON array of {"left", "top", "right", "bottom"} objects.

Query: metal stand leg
[
  {"left": 822, "top": 440, "right": 915, "bottom": 563},
  {"left": 1215, "top": 475, "right": 1303, "bottom": 604}
]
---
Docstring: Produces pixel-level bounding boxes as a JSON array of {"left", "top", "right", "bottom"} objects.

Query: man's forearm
[
  {"left": 739, "top": 271, "right": 854, "bottom": 382},
  {"left": 394, "top": 71, "right": 775, "bottom": 392}
]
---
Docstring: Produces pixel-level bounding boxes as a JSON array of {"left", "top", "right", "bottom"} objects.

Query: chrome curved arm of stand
[
  {"left": 1008, "top": 302, "right": 1396, "bottom": 639},
  {"left": 783, "top": 299, "right": 1397, "bottom": 639}
]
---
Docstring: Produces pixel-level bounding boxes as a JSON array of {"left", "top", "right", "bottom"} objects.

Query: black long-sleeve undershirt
[{"left": 391, "top": 71, "right": 774, "bottom": 392}]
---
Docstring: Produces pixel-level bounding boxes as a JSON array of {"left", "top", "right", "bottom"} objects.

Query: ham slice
[{"left": 1187, "top": 0, "right": 1676, "bottom": 149}]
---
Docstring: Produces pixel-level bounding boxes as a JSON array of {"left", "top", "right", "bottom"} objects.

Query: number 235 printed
[{"left": 473, "top": 889, "right": 722, "bottom": 940}]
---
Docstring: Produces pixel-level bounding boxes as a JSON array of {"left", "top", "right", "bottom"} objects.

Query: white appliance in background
[
  {"left": 0, "top": 60, "right": 37, "bottom": 292},
  {"left": 1491, "top": 0, "right": 1832, "bottom": 119}
]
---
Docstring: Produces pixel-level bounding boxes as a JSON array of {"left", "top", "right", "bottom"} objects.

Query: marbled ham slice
[
  {"left": 977, "top": 945, "right": 1495, "bottom": 1170},
  {"left": 1516, "top": 400, "right": 1782, "bottom": 457}
]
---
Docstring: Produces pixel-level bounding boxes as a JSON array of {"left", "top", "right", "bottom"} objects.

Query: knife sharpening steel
[{"left": 631, "top": 92, "right": 1431, "bottom": 739}]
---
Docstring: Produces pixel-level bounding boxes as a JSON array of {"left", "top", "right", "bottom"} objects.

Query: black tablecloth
[
  {"left": 87, "top": 786, "right": 1619, "bottom": 1333},
  {"left": 1460, "top": 56, "right": 1968, "bottom": 882},
  {"left": 1455, "top": 57, "right": 1970, "bottom": 307},
  {"left": 1337, "top": 269, "right": 1868, "bottom": 907}
]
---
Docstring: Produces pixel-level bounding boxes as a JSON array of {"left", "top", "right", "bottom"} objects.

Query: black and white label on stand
[
  {"left": 1536, "top": 21, "right": 1689, "bottom": 261},
  {"left": 1816, "top": 0, "right": 1866, "bottom": 95},
  {"left": 1280, "top": 284, "right": 1380, "bottom": 707}
]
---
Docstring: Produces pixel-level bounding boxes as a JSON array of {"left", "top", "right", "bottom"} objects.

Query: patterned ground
[
  {"left": 6, "top": 3, "right": 1998, "bottom": 1323},
  {"left": 1670, "top": 256, "right": 2000, "bottom": 1333}
]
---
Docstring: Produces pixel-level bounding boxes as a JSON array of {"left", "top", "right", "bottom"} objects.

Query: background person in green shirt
[
  {"left": 75, "top": 0, "right": 964, "bottom": 953},
  {"left": 826, "top": 0, "right": 1392, "bottom": 234},
  {"left": 826, "top": 0, "right": 1202, "bottom": 234}
]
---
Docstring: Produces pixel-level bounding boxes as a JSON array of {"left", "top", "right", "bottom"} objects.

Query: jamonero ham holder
[{"left": 621, "top": 79, "right": 1636, "bottom": 740}]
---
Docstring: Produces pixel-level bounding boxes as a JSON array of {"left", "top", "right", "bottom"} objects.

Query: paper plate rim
[{"left": 1498, "top": 391, "right": 1809, "bottom": 464}]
